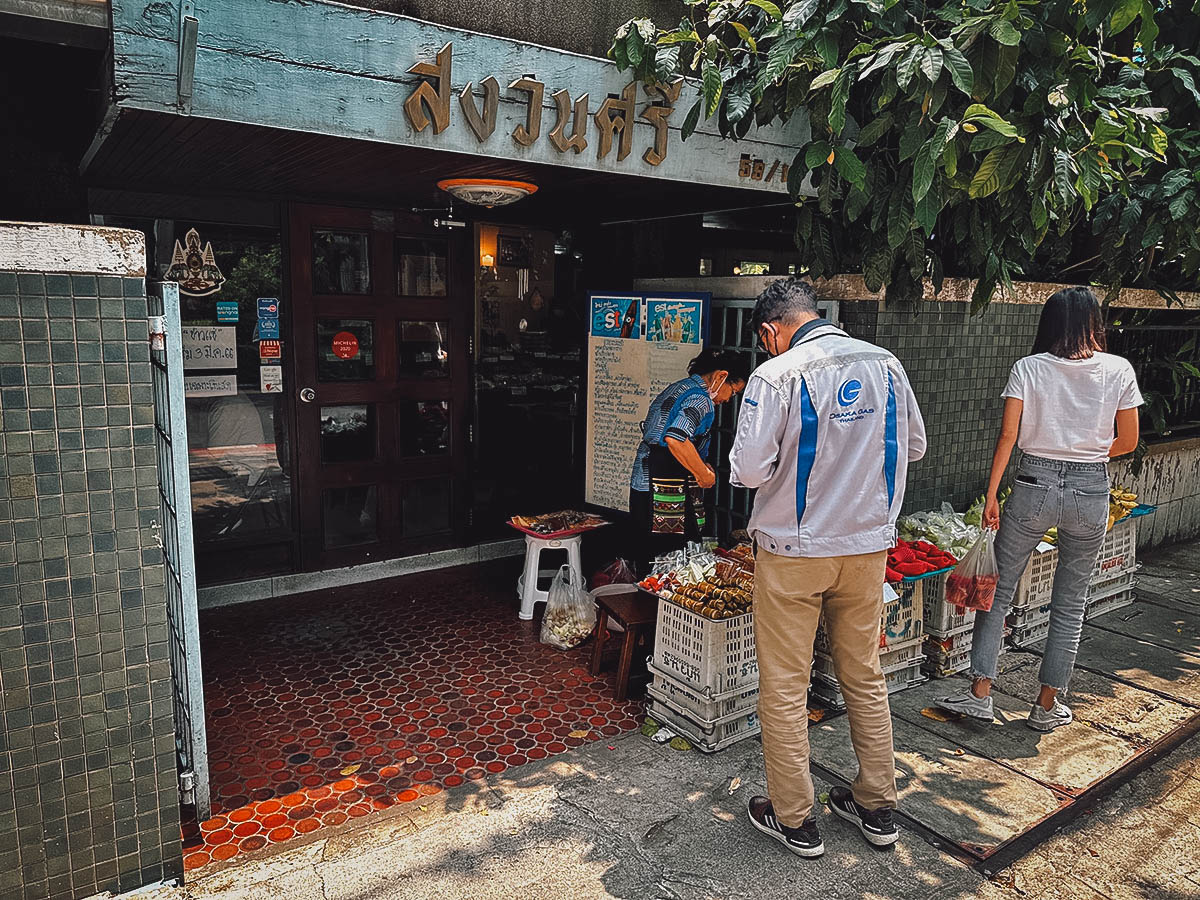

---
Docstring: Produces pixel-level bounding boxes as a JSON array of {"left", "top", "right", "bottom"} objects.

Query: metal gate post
[{"left": 149, "top": 281, "right": 211, "bottom": 819}]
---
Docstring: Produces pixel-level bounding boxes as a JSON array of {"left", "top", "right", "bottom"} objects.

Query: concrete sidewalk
[
  {"left": 110, "top": 541, "right": 1200, "bottom": 899},
  {"left": 127, "top": 725, "right": 1200, "bottom": 900}
]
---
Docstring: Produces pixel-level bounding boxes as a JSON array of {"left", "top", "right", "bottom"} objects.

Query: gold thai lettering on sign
[{"left": 402, "top": 44, "right": 680, "bottom": 166}]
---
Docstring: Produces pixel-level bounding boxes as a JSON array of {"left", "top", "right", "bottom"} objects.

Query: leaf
[
  {"left": 897, "top": 45, "right": 923, "bottom": 91},
  {"left": 340, "top": 764, "right": 361, "bottom": 776},
  {"left": 783, "top": 0, "right": 821, "bottom": 27},
  {"left": 845, "top": 182, "right": 870, "bottom": 221},
  {"left": 1171, "top": 68, "right": 1200, "bottom": 105},
  {"left": 810, "top": 68, "right": 841, "bottom": 90},
  {"left": 568, "top": 729, "right": 590, "bottom": 738},
  {"left": 703, "top": 60, "right": 723, "bottom": 117},
  {"left": 806, "top": 141, "right": 833, "bottom": 169},
  {"left": 681, "top": 98, "right": 703, "bottom": 141},
  {"left": 863, "top": 244, "right": 894, "bottom": 292},
  {"left": 626, "top": 26, "right": 645, "bottom": 66},
  {"left": 746, "top": 0, "right": 783, "bottom": 18},
  {"left": 1109, "top": 0, "right": 1143, "bottom": 33},
  {"left": 728, "top": 776, "right": 743, "bottom": 794},
  {"left": 887, "top": 187, "right": 914, "bottom": 249},
  {"left": 814, "top": 28, "right": 839, "bottom": 67},
  {"left": 912, "top": 139, "right": 938, "bottom": 203},
  {"left": 858, "top": 42, "right": 903, "bottom": 81},
  {"left": 655, "top": 45, "right": 681, "bottom": 82},
  {"left": 943, "top": 45, "right": 974, "bottom": 95},
  {"left": 921, "top": 46, "right": 944, "bottom": 85},
  {"left": 970, "top": 276, "right": 997, "bottom": 315},
  {"left": 993, "top": 42, "right": 1018, "bottom": 95},
  {"left": 726, "top": 82, "right": 753, "bottom": 123},
  {"left": 856, "top": 113, "right": 893, "bottom": 146},
  {"left": 832, "top": 145, "right": 866, "bottom": 184},
  {"left": 915, "top": 179, "right": 944, "bottom": 235},
  {"left": 830, "top": 69, "right": 850, "bottom": 133},
  {"left": 968, "top": 146, "right": 1007, "bottom": 199},
  {"left": 730, "top": 22, "right": 758, "bottom": 53},
  {"left": 1053, "top": 150, "right": 1077, "bottom": 207},
  {"left": 1093, "top": 115, "right": 1125, "bottom": 145},
  {"left": 989, "top": 20, "right": 1021, "bottom": 46},
  {"left": 658, "top": 29, "right": 702, "bottom": 45},
  {"left": 1149, "top": 125, "right": 1169, "bottom": 158}
]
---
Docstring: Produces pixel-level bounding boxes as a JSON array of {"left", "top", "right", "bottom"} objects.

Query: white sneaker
[
  {"left": 933, "top": 690, "right": 994, "bottom": 722},
  {"left": 1027, "top": 699, "right": 1073, "bottom": 732}
]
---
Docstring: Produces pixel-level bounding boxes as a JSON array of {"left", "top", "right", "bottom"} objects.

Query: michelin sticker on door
[{"left": 260, "top": 365, "right": 283, "bottom": 394}]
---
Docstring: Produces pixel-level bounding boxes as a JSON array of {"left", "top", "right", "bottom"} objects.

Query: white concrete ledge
[
  {"left": 198, "top": 538, "right": 525, "bottom": 609},
  {"left": 638, "top": 273, "right": 1200, "bottom": 310},
  {"left": 0, "top": 221, "right": 146, "bottom": 276}
]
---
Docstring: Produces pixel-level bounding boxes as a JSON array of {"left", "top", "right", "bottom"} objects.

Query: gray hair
[{"left": 751, "top": 277, "right": 819, "bottom": 330}]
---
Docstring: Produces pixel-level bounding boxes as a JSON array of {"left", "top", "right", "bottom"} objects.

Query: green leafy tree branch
[{"left": 611, "top": 0, "right": 1200, "bottom": 311}]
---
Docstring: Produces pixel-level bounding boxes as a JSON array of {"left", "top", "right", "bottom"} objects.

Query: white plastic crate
[
  {"left": 811, "top": 661, "right": 925, "bottom": 708},
  {"left": 921, "top": 575, "right": 977, "bottom": 636},
  {"left": 924, "top": 628, "right": 974, "bottom": 657},
  {"left": 646, "top": 698, "right": 761, "bottom": 753},
  {"left": 647, "top": 664, "right": 758, "bottom": 722},
  {"left": 815, "top": 582, "right": 924, "bottom": 655},
  {"left": 884, "top": 581, "right": 924, "bottom": 644},
  {"left": 813, "top": 636, "right": 924, "bottom": 681},
  {"left": 923, "top": 646, "right": 971, "bottom": 678},
  {"left": 1091, "top": 517, "right": 1136, "bottom": 582},
  {"left": 1009, "top": 601, "right": 1052, "bottom": 628},
  {"left": 1088, "top": 570, "right": 1136, "bottom": 601},
  {"left": 1086, "top": 589, "right": 1135, "bottom": 621},
  {"left": 1014, "top": 546, "right": 1057, "bottom": 610},
  {"left": 652, "top": 597, "right": 757, "bottom": 697},
  {"left": 1010, "top": 618, "right": 1051, "bottom": 648}
]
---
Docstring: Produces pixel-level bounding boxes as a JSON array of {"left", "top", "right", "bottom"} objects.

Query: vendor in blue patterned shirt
[{"left": 629, "top": 348, "right": 751, "bottom": 573}]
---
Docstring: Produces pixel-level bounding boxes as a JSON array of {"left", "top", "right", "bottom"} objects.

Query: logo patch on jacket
[{"left": 837, "top": 379, "right": 862, "bottom": 406}]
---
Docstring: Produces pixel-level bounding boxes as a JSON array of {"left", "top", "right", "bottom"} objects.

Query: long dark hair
[
  {"left": 687, "top": 348, "right": 751, "bottom": 383},
  {"left": 1032, "top": 286, "right": 1106, "bottom": 358}
]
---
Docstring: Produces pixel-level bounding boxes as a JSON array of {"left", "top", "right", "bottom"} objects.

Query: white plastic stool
[{"left": 517, "top": 533, "right": 583, "bottom": 621}]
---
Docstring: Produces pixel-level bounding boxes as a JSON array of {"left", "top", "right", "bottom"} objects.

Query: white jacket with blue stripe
[{"left": 729, "top": 322, "right": 927, "bottom": 558}]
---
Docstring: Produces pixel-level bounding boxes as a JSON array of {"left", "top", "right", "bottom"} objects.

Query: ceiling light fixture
[{"left": 437, "top": 178, "right": 538, "bottom": 208}]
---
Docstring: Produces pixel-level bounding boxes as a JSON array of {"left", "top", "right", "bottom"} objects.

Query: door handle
[{"left": 299, "top": 388, "right": 316, "bottom": 403}]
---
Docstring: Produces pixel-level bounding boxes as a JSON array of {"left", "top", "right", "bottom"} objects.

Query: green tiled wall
[
  {"left": 840, "top": 299, "right": 1043, "bottom": 514},
  {"left": 0, "top": 270, "right": 183, "bottom": 900}
]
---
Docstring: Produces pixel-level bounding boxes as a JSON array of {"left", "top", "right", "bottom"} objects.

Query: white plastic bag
[
  {"left": 945, "top": 529, "right": 999, "bottom": 611},
  {"left": 540, "top": 564, "right": 596, "bottom": 649}
]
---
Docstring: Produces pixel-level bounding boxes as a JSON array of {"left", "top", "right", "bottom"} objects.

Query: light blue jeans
[{"left": 969, "top": 455, "right": 1110, "bottom": 691}]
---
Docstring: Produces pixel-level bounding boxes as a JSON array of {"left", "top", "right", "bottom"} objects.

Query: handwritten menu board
[{"left": 585, "top": 292, "right": 709, "bottom": 512}]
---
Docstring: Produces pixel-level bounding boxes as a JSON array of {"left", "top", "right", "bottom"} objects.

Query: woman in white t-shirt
[{"left": 937, "top": 287, "right": 1142, "bottom": 732}]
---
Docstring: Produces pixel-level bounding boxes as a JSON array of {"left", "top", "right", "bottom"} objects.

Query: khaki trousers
[{"left": 753, "top": 548, "right": 897, "bottom": 826}]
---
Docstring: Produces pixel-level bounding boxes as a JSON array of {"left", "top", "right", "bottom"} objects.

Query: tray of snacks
[
  {"left": 638, "top": 542, "right": 755, "bottom": 620},
  {"left": 508, "top": 509, "right": 609, "bottom": 538}
]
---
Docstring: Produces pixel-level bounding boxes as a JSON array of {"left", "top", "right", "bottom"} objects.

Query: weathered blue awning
[{"left": 96, "top": 0, "right": 809, "bottom": 197}]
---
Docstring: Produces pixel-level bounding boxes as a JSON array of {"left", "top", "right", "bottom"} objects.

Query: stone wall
[
  {"left": 0, "top": 223, "right": 183, "bottom": 900},
  {"left": 838, "top": 297, "right": 1043, "bottom": 514}
]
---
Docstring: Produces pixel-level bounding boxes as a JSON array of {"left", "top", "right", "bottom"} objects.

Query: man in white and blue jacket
[{"left": 734, "top": 278, "right": 926, "bottom": 858}]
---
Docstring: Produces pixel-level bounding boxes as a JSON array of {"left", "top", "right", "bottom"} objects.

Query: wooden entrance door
[{"left": 289, "top": 204, "right": 470, "bottom": 571}]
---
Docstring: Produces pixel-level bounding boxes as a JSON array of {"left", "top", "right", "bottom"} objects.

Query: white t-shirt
[{"left": 1002, "top": 352, "right": 1143, "bottom": 462}]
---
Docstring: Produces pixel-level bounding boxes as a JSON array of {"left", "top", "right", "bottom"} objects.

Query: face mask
[{"left": 708, "top": 373, "right": 727, "bottom": 400}]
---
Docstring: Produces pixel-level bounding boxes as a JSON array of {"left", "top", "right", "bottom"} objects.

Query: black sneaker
[
  {"left": 827, "top": 787, "right": 898, "bottom": 848},
  {"left": 747, "top": 796, "right": 825, "bottom": 858}
]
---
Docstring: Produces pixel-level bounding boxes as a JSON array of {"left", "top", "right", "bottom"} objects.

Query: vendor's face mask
[{"left": 707, "top": 372, "right": 728, "bottom": 400}]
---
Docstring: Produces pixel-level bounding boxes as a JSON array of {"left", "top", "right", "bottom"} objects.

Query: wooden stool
[{"left": 590, "top": 586, "right": 658, "bottom": 701}]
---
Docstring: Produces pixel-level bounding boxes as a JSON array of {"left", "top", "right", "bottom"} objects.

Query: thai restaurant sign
[
  {"left": 402, "top": 43, "right": 793, "bottom": 188},
  {"left": 106, "top": 0, "right": 811, "bottom": 194}
]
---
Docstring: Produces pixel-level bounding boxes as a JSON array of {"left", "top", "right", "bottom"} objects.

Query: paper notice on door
[
  {"left": 259, "top": 365, "right": 283, "bottom": 394},
  {"left": 184, "top": 374, "right": 237, "bottom": 398},
  {"left": 181, "top": 326, "right": 238, "bottom": 370}
]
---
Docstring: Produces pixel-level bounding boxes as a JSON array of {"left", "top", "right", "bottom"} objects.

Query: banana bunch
[{"left": 1108, "top": 486, "right": 1138, "bottom": 531}]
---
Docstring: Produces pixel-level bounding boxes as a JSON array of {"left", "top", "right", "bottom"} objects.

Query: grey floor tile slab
[
  {"left": 890, "top": 679, "right": 1138, "bottom": 792},
  {"left": 809, "top": 714, "right": 1064, "bottom": 855}
]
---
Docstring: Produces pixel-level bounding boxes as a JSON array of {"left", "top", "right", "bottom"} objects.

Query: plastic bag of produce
[
  {"left": 944, "top": 529, "right": 999, "bottom": 612},
  {"left": 540, "top": 564, "right": 596, "bottom": 649},
  {"left": 592, "top": 558, "right": 637, "bottom": 588}
]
